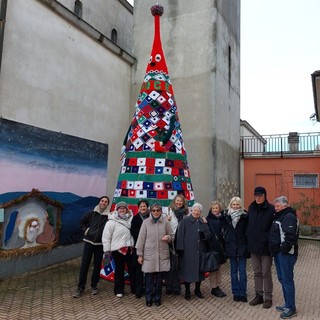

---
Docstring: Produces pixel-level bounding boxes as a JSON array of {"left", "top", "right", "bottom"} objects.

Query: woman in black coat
[
  {"left": 130, "top": 199, "right": 150, "bottom": 298},
  {"left": 206, "top": 201, "right": 227, "bottom": 298},
  {"left": 176, "top": 203, "right": 211, "bottom": 300},
  {"left": 224, "top": 197, "right": 248, "bottom": 302}
]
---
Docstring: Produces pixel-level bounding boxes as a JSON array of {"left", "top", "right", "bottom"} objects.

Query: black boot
[
  {"left": 184, "top": 283, "right": 191, "bottom": 300},
  {"left": 217, "top": 286, "right": 227, "bottom": 297},
  {"left": 194, "top": 281, "right": 204, "bottom": 298},
  {"left": 211, "top": 287, "right": 223, "bottom": 298}
]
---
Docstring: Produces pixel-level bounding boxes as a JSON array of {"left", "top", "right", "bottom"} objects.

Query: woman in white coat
[{"left": 102, "top": 202, "right": 134, "bottom": 298}]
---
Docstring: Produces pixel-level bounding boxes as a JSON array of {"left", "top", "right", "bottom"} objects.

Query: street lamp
[{"left": 311, "top": 70, "right": 320, "bottom": 122}]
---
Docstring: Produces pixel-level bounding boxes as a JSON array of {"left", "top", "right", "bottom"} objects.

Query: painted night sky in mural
[{"left": 0, "top": 118, "right": 108, "bottom": 196}]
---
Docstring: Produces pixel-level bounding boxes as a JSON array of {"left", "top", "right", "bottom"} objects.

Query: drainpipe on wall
[{"left": 0, "top": 0, "right": 8, "bottom": 75}]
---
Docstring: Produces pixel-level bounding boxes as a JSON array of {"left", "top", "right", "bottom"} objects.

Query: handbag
[
  {"left": 215, "top": 236, "right": 227, "bottom": 264},
  {"left": 199, "top": 241, "right": 220, "bottom": 272},
  {"left": 169, "top": 241, "right": 179, "bottom": 272}
]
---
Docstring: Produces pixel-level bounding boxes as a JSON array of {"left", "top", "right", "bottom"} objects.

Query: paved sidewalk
[{"left": 0, "top": 239, "right": 319, "bottom": 320}]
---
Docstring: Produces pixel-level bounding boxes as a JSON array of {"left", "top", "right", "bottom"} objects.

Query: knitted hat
[
  {"left": 116, "top": 202, "right": 128, "bottom": 210},
  {"left": 111, "top": 4, "right": 195, "bottom": 214}
]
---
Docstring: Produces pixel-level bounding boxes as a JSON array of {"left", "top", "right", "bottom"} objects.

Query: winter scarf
[
  {"left": 139, "top": 210, "right": 150, "bottom": 221},
  {"left": 228, "top": 209, "right": 245, "bottom": 228},
  {"left": 174, "top": 208, "right": 189, "bottom": 222}
]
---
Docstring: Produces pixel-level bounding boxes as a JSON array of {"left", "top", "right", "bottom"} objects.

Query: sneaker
[
  {"left": 73, "top": 288, "right": 83, "bottom": 298},
  {"left": 116, "top": 293, "right": 123, "bottom": 298},
  {"left": 276, "top": 305, "right": 286, "bottom": 312},
  {"left": 280, "top": 309, "right": 297, "bottom": 319},
  {"left": 263, "top": 299, "right": 273, "bottom": 309},
  {"left": 249, "top": 294, "right": 264, "bottom": 306},
  {"left": 91, "top": 287, "right": 99, "bottom": 295},
  {"left": 233, "top": 295, "right": 240, "bottom": 302}
]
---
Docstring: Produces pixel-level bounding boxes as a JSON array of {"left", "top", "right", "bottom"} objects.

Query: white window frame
[{"left": 293, "top": 173, "right": 319, "bottom": 188}]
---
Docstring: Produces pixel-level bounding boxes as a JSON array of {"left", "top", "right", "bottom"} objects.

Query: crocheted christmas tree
[{"left": 110, "top": 4, "right": 195, "bottom": 214}]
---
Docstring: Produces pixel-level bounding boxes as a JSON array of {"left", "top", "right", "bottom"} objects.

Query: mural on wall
[
  {"left": 0, "top": 118, "right": 108, "bottom": 251},
  {"left": 1, "top": 189, "right": 62, "bottom": 254}
]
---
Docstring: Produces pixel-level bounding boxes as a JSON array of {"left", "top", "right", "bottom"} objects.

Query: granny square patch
[
  {"left": 137, "top": 190, "right": 147, "bottom": 198},
  {"left": 134, "top": 181, "right": 143, "bottom": 189},
  {"left": 138, "top": 166, "right": 147, "bottom": 174},
  {"left": 149, "top": 90, "right": 160, "bottom": 100},
  {"left": 137, "top": 158, "right": 146, "bottom": 166},
  {"left": 155, "top": 167, "right": 164, "bottom": 174},
  {"left": 143, "top": 182, "right": 154, "bottom": 190},
  {"left": 155, "top": 159, "right": 165, "bottom": 166}
]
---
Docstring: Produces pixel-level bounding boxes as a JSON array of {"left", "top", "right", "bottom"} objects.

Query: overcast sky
[
  {"left": 128, "top": 0, "right": 320, "bottom": 135},
  {"left": 241, "top": 0, "right": 320, "bottom": 135}
]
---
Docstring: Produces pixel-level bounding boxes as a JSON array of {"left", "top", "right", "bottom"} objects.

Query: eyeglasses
[{"left": 152, "top": 209, "right": 161, "bottom": 212}]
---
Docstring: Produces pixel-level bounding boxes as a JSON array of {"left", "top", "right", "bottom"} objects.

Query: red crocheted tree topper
[{"left": 146, "top": 3, "right": 168, "bottom": 75}]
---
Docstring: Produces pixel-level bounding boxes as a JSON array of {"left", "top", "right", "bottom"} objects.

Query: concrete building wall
[
  {"left": 132, "top": 0, "right": 240, "bottom": 207},
  {"left": 0, "top": 0, "right": 134, "bottom": 196},
  {"left": 58, "top": 0, "right": 133, "bottom": 54}
]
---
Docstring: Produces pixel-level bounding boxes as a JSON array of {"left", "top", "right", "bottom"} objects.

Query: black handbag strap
[{"left": 170, "top": 239, "right": 176, "bottom": 254}]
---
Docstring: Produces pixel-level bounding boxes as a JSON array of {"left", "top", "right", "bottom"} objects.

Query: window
[
  {"left": 111, "top": 29, "right": 118, "bottom": 44},
  {"left": 293, "top": 174, "right": 319, "bottom": 188},
  {"left": 74, "top": 0, "right": 83, "bottom": 18}
]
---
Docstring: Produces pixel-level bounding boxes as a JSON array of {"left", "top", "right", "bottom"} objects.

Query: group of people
[{"left": 72, "top": 187, "right": 299, "bottom": 319}]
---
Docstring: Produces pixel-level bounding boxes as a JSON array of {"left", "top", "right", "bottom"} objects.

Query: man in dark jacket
[
  {"left": 247, "top": 186, "right": 275, "bottom": 309},
  {"left": 73, "top": 196, "right": 109, "bottom": 298},
  {"left": 269, "top": 196, "right": 298, "bottom": 319}
]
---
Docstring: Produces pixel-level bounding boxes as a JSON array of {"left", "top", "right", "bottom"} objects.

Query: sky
[
  {"left": 241, "top": 0, "right": 320, "bottom": 135},
  {"left": 128, "top": 0, "right": 320, "bottom": 135}
]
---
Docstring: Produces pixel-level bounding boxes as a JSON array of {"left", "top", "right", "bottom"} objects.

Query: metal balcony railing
[{"left": 240, "top": 132, "right": 320, "bottom": 158}]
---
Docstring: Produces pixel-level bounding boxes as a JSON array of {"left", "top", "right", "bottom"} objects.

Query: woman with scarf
[
  {"left": 224, "top": 197, "right": 249, "bottom": 302},
  {"left": 165, "top": 194, "right": 189, "bottom": 295},
  {"left": 206, "top": 201, "right": 227, "bottom": 298},
  {"left": 130, "top": 199, "right": 150, "bottom": 298},
  {"left": 102, "top": 202, "right": 134, "bottom": 298}
]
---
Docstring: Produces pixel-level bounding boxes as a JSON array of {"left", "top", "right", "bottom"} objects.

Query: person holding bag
[
  {"left": 176, "top": 203, "right": 211, "bottom": 300},
  {"left": 206, "top": 201, "right": 227, "bottom": 298},
  {"left": 165, "top": 194, "right": 189, "bottom": 295},
  {"left": 102, "top": 202, "right": 135, "bottom": 298},
  {"left": 224, "top": 197, "right": 249, "bottom": 302},
  {"left": 130, "top": 199, "right": 150, "bottom": 298}
]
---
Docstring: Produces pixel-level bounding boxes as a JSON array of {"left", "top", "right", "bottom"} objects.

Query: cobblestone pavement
[{"left": 0, "top": 239, "right": 319, "bottom": 320}]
